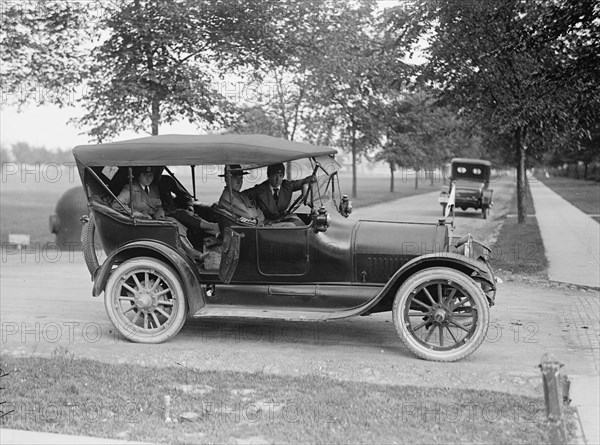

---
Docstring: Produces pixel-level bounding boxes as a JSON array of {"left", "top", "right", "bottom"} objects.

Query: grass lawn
[
  {"left": 337, "top": 174, "right": 441, "bottom": 209},
  {"left": 491, "top": 182, "right": 548, "bottom": 276},
  {"left": 537, "top": 176, "right": 600, "bottom": 222},
  {"left": 1, "top": 354, "right": 552, "bottom": 444},
  {"left": 0, "top": 164, "right": 81, "bottom": 245}
]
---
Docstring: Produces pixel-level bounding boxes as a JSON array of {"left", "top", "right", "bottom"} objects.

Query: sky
[
  {"left": 0, "top": 102, "right": 201, "bottom": 151},
  {"left": 0, "top": 0, "right": 404, "bottom": 152}
]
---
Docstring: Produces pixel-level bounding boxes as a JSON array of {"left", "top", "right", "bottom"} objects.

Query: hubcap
[
  {"left": 432, "top": 307, "right": 447, "bottom": 323},
  {"left": 136, "top": 292, "right": 154, "bottom": 310}
]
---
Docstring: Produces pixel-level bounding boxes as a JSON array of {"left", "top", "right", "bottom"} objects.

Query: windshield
[
  {"left": 309, "top": 155, "right": 346, "bottom": 209},
  {"left": 451, "top": 163, "right": 490, "bottom": 182}
]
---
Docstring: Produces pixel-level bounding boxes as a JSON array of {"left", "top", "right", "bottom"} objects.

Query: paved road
[{"left": 0, "top": 249, "right": 596, "bottom": 394}]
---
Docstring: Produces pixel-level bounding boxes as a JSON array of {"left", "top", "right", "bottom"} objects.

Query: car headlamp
[{"left": 314, "top": 206, "right": 331, "bottom": 232}]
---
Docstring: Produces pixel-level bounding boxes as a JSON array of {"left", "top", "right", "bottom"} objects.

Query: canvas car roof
[{"left": 72, "top": 134, "right": 337, "bottom": 167}]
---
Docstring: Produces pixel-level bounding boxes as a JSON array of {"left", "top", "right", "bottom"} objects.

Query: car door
[
  {"left": 218, "top": 227, "right": 243, "bottom": 284},
  {"left": 256, "top": 226, "right": 309, "bottom": 276}
]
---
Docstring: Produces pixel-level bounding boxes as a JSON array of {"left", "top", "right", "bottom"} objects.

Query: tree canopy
[
  {"left": 1, "top": 0, "right": 90, "bottom": 107},
  {"left": 390, "top": 0, "right": 600, "bottom": 222}
]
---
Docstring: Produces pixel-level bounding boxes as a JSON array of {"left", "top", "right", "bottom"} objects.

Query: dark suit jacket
[
  {"left": 244, "top": 179, "right": 306, "bottom": 221},
  {"left": 112, "top": 181, "right": 163, "bottom": 217}
]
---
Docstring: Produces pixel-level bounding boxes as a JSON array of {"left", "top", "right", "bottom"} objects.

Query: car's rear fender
[
  {"left": 362, "top": 253, "right": 496, "bottom": 314},
  {"left": 92, "top": 240, "right": 205, "bottom": 315}
]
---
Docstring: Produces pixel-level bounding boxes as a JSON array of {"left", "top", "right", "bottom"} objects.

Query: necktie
[
  {"left": 144, "top": 186, "right": 150, "bottom": 194},
  {"left": 273, "top": 188, "right": 279, "bottom": 203}
]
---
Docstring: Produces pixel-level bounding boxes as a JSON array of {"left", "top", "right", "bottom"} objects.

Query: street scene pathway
[
  {"left": 1, "top": 173, "right": 598, "bottom": 444},
  {"left": 529, "top": 177, "right": 600, "bottom": 288},
  {"left": 529, "top": 177, "right": 600, "bottom": 445}
]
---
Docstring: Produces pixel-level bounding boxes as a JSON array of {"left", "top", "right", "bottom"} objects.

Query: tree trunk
[
  {"left": 389, "top": 162, "right": 395, "bottom": 193},
  {"left": 351, "top": 133, "right": 357, "bottom": 199},
  {"left": 516, "top": 127, "right": 527, "bottom": 224},
  {"left": 414, "top": 168, "right": 419, "bottom": 189},
  {"left": 584, "top": 162, "right": 589, "bottom": 181},
  {"left": 151, "top": 98, "right": 160, "bottom": 136}
]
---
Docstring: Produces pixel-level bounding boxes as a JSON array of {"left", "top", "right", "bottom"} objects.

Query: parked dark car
[
  {"left": 439, "top": 158, "right": 493, "bottom": 219},
  {"left": 73, "top": 135, "right": 497, "bottom": 362}
]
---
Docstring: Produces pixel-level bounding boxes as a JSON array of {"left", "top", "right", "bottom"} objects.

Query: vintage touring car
[
  {"left": 439, "top": 158, "right": 494, "bottom": 219},
  {"left": 73, "top": 134, "right": 497, "bottom": 362}
]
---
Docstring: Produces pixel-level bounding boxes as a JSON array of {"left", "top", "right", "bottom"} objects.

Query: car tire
[
  {"left": 392, "top": 267, "right": 490, "bottom": 362},
  {"left": 81, "top": 212, "right": 101, "bottom": 275},
  {"left": 105, "top": 257, "right": 187, "bottom": 343}
]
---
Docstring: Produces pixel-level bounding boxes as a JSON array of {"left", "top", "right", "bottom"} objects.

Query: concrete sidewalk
[
  {"left": 529, "top": 178, "right": 600, "bottom": 288},
  {"left": 530, "top": 177, "right": 600, "bottom": 445},
  {"left": 0, "top": 428, "right": 155, "bottom": 444}
]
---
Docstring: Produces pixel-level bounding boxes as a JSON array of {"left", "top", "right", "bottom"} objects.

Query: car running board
[{"left": 192, "top": 305, "right": 337, "bottom": 321}]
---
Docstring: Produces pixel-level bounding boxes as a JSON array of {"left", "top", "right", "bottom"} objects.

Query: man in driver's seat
[{"left": 244, "top": 163, "right": 315, "bottom": 224}]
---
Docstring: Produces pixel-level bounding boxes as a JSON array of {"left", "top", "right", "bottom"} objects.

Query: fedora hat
[{"left": 219, "top": 164, "right": 249, "bottom": 177}]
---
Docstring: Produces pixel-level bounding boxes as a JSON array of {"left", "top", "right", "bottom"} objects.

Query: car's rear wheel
[
  {"left": 392, "top": 267, "right": 489, "bottom": 362},
  {"left": 105, "top": 257, "right": 186, "bottom": 343}
]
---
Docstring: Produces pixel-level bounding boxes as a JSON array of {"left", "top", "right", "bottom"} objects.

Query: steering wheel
[{"left": 284, "top": 165, "right": 318, "bottom": 217}]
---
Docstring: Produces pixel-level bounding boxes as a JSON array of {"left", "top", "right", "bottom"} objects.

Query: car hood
[{"left": 351, "top": 219, "right": 448, "bottom": 282}]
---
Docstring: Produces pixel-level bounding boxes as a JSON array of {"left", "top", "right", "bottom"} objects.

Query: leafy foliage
[
  {"left": 1, "top": 0, "right": 91, "bottom": 107},
  {"left": 77, "top": 0, "right": 231, "bottom": 140}
]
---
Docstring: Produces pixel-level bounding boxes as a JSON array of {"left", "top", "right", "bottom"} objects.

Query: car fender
[
  {"left": 92, "top": 240, "right": 205, "bottom": 315},
  {"left": 390, "top": 252, "right": 494, "bottom": 289},
  {"left": 482, "top": 189, "right": 493, "bottom": 207},
  {"left": 357, "top": 252, "right": 496, "bottom": 315}
]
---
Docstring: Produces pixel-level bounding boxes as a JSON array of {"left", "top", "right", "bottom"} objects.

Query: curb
[
  {"left": 569, "top": 375, "right": 600, "bottom": 445},
  {"left": 497, "top": 271, "right": 600, "bottom": 292},
  {"left": 0, "top": 428, "right": 156, "bottom": 445}
]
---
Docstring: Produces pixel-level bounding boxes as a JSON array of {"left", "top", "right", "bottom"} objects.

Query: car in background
[
  {"left": 439, "top": 158, "right": 493, "bottom": 219},
  {"left": 73, "top": 135, "right": 497, "bottom": 362}
]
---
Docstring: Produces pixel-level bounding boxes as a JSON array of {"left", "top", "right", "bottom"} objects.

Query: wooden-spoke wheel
[
  {"left": 393, "top": 267, "right": 490, "bottom": 362},
  {"left": 105, "top": 257, "right": 186, "bottom": 343}
]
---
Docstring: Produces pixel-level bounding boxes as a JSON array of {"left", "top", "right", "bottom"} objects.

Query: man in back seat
[
  {"left": 112, "top": 166, "right": 208, "bottom": 262},
  {"left": 112, "top": 166, "right": 165, "bottom": 220}
]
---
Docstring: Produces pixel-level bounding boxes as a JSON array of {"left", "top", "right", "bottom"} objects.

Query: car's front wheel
[
  {"left": 392, "top": 267, "right": 490, "bottom": 362},
  {"left": 105, "top": 257, "right": 187, "bottom": 343}
]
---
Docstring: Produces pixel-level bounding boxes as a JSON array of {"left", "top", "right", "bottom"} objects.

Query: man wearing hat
[
  {"left": 112, "top": 166, "right": 165, "bottom": 220},
  {"left": 218, "top": 164, "right": 265, "bottom": 225},
  {"left": 244, "top": 163, "right": 315, "bottom": 222}
]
